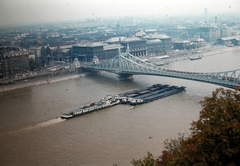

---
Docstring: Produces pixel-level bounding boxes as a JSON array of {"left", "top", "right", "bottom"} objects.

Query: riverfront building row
[{"left": 72, "top": 34, "right": 172, "bottom": 62}]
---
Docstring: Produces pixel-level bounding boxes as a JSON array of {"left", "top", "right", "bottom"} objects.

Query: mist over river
[{"left": 0, "top": 49, "right": 239, "bottom": 166}]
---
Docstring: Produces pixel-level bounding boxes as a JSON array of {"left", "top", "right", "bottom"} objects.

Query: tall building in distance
[
  {"left": 204, "top": 8, "right": 208, "bottom": 22},
  {"left": 204, "top": 8, "right": 208, "bottom": 15}
]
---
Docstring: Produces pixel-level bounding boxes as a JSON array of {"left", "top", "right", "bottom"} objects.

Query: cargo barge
[
  {"left": 61, "top": 84, "right": 185, "bottom": 119},
  {"left": 117, "top": 84, "right": 185, "bottom": 105}
]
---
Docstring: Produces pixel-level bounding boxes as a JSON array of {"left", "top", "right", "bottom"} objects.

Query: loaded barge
[
  {"left": 118, "top": 84, "right": 185, "bottom": 105},
  {"left": 61, "top": 84, "right": 185, "bottom": 119}
]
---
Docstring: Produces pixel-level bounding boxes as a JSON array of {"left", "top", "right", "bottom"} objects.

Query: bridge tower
[
  {"left": 117, "top": 43, "right": 133, "bottom": 80},
  {"left": 73, "top": 58, "right": 80, "bottom": 73}
]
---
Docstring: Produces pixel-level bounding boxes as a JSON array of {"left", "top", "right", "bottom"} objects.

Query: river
[{"left": 0, "top": 48, "right": 239, "bottom": 166}]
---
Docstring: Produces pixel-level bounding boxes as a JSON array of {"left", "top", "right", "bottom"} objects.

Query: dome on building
[{"left": 73, "top": 58, "right": 80, "bottom": 68}]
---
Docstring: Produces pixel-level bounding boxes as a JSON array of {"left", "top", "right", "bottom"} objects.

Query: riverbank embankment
[
  {"left": 0, "top": 74, "right": 81, "bottom": 93},
  {"left": 163, "top": 45, "right": 240, "bottom": 63},
  {"left": 201, "top": 46, "right": 240, "bottom": 57}
]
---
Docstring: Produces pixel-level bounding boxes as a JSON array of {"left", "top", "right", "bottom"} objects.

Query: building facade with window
[
  {"left": 0, "top": 47, "right": 29, "bottom": 78},
  {"left": 72, "top": 42, "right": 124, "bottom": 62},
  {"left": 143, "top": 33, "right": 172, "bottom": 54},
  {"left": 72, "top": 35, "right": 172, "bottom": 62}
]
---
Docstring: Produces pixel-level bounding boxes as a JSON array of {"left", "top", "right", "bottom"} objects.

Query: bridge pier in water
[{"left": 117, "top": 73, "right": 133, "bottom": 80}]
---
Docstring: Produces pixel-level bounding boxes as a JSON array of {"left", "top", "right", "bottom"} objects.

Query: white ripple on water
[{"left": 0, "top": 118, "right": 65, "bottom": 137}]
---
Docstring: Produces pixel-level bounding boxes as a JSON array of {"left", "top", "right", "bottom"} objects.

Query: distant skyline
[{"left": 0, "top": 0, "right": 240, "bottom": 27}]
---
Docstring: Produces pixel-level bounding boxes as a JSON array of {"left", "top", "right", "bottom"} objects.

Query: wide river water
[{"left": 0, "top": 48, "right": 240, "bottom": 166}]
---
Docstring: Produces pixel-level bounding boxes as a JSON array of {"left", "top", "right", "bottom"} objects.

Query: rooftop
[
  {"left": 105, "top": 37, "right": 125, "bottom": 43},
  {"left": 174, "top": 40, "right": 190, "bottom": 44},
  {"left": 143, "top": 33, "right": 171, "bottom": 39},
  {"left": 105, "top": 36, "right": 143, "bottom": 43},
  {"left": 146, "top": 39, "right": 162, "bottom": 43},
  {"left": 103, "top": 44, "right": 124, "bottom": 50},
  {"left": 218, "top": 36, "right": 240, "bottom": 41},
  {"left": 191, "top": 38, "right": 204, "bottom": 42},
  {"left": 74, "top": 42, "right": 106, "bottom": 47}
]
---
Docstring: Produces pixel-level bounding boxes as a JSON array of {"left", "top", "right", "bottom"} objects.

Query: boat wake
[
  {"left": 129, "top": 106, "right": 135, "bottom": 109},
  {"left": 24, "top": 118, "right": 65, "bottom": 131},
  {"left": 0, "top": 118, "right": 65, "bottom": 137}
]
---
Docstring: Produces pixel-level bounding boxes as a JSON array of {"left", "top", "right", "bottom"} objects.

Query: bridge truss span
[{"left": 83, "top": 49, "right": 240, "bottom": 89}]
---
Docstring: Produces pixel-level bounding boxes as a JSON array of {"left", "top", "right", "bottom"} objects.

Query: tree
[
  {"left": 29, "top": 58, "right": 40, "bottom": 71},
  {"left": 131, "top": 134, "right": 186, "bottom": 166},
  {"left": 177, "top": 88, "right": 240, "bottom": 166},
  {"left": 131, "top": 152, "right": 158, "bottom": 166},
  {"left": 131, "top": 88, "right": 240, "bottom": 166}
]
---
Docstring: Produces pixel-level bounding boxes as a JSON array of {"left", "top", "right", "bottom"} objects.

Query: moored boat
[
  {"left": 190, "top": 55, "right": 202, "bottom": 60},
  {"left": 154, "top": 61, "right": 169, "bottom": 66}
]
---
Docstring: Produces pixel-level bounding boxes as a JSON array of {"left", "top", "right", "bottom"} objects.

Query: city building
[
  {"left": 104, "top": 36, "right": 147, "bottom": 56},
  {"left": 231, "top": 37, "right": 240, "bottom": 46},
  {"left": 217, "top": 36, "right": 240, "bottom": 46},
  {"left": 72, "top": 34, "right": 172, "bottom": 62},
  {"left": 173, "top": 40, "right": 190, "bottom": 50},
  {"left": 191, "top": 38, "right": 205, "bottom": 47},
  {"left": 197, "top": 27, "right": 220, "bottom": 42},
  {"left": 145, "top": 39, "right": 163, "bottom": 56},
  {"left": 142, "top": 33, "right": 172, "bottom": 54},
  {"left": 117, "top": 37, "right": 147, "bottom": 56},
  {"left": 40, "top": 45, "right": 72, "bottom": 63},
  {"left": 217, "top": 37, "right": 233, "bottom": 45},
  {"left": 0, "top": 47, "right": 29, "bottom": 79},
  {"left": 72, "top": 42, "right": 124, "bottom": 62}
]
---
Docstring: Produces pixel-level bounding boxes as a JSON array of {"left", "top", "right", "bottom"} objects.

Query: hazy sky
[{"left": 0, "top": 0, "right": 239, "bottom": 26}]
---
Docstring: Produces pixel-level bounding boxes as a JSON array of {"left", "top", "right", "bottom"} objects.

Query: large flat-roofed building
[
  {"left": 105, "top": 37, "right": 147, "bottom": 56},
  {"left": 143, "top": 33, "right": 172, "bottom": 54},
  {"left": 72, "top": 34, "right": 172, "bottom": 62},
  {"left": 191, "top": 38, "right": 205, "bottom": 47},
  {"left": 232, "top": 37, "right": 240, "bottom": 46},
  {"left": 217, "top": 36, "right": 240, "bottom": 46},
  {"left": 173, "top": 40, "right": 190, "bottom": 50},
  {"left": 72, "top": 42, "right": 124, "bottom": 62},
  {"left": 0, "top": 47, "right": 29, "bottom": 78},
  {"left": 73, "top": 37, "right": 147, "bottom": 62},
  {"left": 217, "top": 37, "right": 233, "bottom": 45},
  {"left": 119, "top": 37, "right": 147, "bottom": 57},
  {"left": 146, "top": 39, "right": 163, "bottom": 55}
]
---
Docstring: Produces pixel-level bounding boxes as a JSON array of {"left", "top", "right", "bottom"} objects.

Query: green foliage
[
  {"left": 29, "top": 58, "right": 40, "bottom": 71},
  {"left": 163, "top": 133, "right": 186, "bottom": 155},
  {"left": 131, "top": 152, "right": 159, "bottom": 166},
  {"left": 180, "top": 88, "right": 240, "bottom": 166},
  {"left": 131, "top": 88, "right": 240, "bottom": 166}
]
